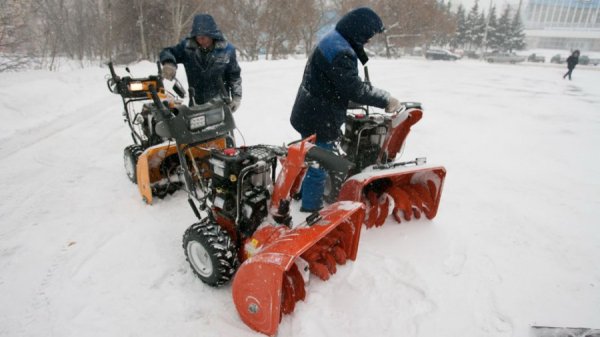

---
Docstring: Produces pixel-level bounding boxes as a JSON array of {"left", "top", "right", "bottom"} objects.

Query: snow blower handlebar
[
  {"left": 107, "top": 61, "right": 185, "bottom": 101},
  {"left": 106, "top": 62, "right": 165, "bottom": 100},
  {"left": 148, "top": 85, "right": 173, "bottom": 120}
]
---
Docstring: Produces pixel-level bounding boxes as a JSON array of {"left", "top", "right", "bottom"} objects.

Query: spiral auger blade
[
  {"left": 339, "top": 165, "right": 446, "bottom": 228},
  {"left": 232, "top": 201, "right": 365, "bottom": 336}
]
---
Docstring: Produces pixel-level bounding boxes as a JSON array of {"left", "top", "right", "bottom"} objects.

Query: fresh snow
[{"left": 0, "top": 57, "right": 599, "bottom": 337}]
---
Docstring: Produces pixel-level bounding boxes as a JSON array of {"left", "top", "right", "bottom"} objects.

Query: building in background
[{"left": 523, "top": 0, "right": 600, "bottom": 50}]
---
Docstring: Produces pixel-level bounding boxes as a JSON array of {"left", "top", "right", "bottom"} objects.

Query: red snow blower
[
  {"left": 315, "top": 66, "right": 447, "bottom": 229},
  {"left": 137, "top": 83, "right": 365, "bottom": 335},
  {"left": 180, "top": 138, "right": 365, "bottom": 336}
]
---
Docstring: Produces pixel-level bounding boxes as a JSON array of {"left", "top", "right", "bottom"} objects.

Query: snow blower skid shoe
[{"left": 232, "top": 202, "right": 364, "bottom": 336}]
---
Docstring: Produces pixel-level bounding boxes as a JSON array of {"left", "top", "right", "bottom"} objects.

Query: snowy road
[{"left": 0, "top": 58, "right": 599, "bottom": 337}]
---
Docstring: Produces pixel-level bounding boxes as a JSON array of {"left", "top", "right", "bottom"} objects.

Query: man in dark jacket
[
  {"left": 563, "top": 50, "right": 580, "bottom": 80},
  {"left": 160, "top": 14, "right": 242, "bottom": 111},
  {"left": 290, "top": 7, "right": 400, "bottom": 212}
]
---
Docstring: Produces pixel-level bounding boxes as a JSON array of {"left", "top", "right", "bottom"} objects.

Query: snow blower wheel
[
  {"left": 183, "top": 220, "right": 239, "bottom": 287},
  {"left": 123, "top": 145, "right": 143, "bottom": 183}
]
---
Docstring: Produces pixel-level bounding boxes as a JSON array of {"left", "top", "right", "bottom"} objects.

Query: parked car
[
  {"left": 550, "top": 54, "right": 565, "bottom": 64},
  {"left": 527, "top": 53, "right": 545, "bottom": 63},
  {"left": 578, "top": 55, "right": 600, "bottom": 66},
  {"left": 578, "top": 55, "right": 590, "bottom": 65},
  {"left": 425, "top": 48, "right": 459, "bottom": 60},
  {"left": 485, "top": 52, "right": 526, "bottom": 63}
]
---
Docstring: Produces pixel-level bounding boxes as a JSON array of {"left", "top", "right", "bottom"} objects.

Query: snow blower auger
[
  {"left": 106, "top": 62, "right": 234, "bottom": 204},
  {"left": 167, "top": 131, "right": 364, "bottom": 335},
  {"left": 321, "top": 66, "right": 447, "bottom": 229}
]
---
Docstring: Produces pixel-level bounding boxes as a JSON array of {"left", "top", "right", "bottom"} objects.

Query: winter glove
[
  {"left": 162, "top": 62, "right": 177, "bottom": 81},
  {"left": 385, "top": 96, "right": 401, "bottom": 113},
  {"left": 229, "top": 96, "right": 241, "bottom": 113}
]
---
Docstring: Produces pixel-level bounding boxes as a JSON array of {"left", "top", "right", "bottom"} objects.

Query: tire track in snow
[
  {"left": 0, "top": 96, "right": 114, "bottom": 159},
  {"left": 460, "top": 254, "right": 515, "bottom": 337},
  {"left": 442, "top": 248, "right": 514, "bottom": 336},
  {"left": 19, "top": 242, "right": 74, "bottom": 337},
  {"left": 469, "top": 254, "right": 514, "bottom": 336},
  {"left": 301, "top": 251, "right": 438, "bottom": 337}
]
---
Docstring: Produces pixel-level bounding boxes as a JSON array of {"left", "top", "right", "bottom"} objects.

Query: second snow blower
[{"left": 107, "top": 62, "right": 234, "bottom": 204}]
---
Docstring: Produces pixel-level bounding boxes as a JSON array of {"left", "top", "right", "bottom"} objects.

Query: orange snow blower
[{"left": 106, "top": 62, "right": 234, "bottom": 204}]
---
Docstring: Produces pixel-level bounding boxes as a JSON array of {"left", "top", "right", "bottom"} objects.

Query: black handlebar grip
[
  {"left": 148, "top": 84, "right": 172, "bottom": 119},
  {"left": 108, "top": 62, "right": 119, "bottom": 81}
]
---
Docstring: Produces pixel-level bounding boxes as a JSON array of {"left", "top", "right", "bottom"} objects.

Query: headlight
[
  {"left": 189, "top": 115, "right": 206, "bottom": 130},
  {"left": 128, "top": 81, "right": 144, "bottom": 91}
]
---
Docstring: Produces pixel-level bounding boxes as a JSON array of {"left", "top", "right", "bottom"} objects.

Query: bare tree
[
  {"left": 259, "top": 0, "right": 302, "bottom": 59},
  {"left": 5, "top": 0, "right": 458, "bottom": 70},
  {"left": 219, "top": 0, "right": 266, "bottom": 61},
  {"left": 133, "top": 0, "right": 149, "bottom": 60},
  {"left": 0, "top": 0, "right": 32, "bottom": 71},
  {"left": 166, "top": 0, "right": 210, "bottom": 41},
  {"left": 31, "top": 0, "right": 74, "bottom": 69},
  {"left": 296, "top": 0, "right": 330, "bottom": 55}
]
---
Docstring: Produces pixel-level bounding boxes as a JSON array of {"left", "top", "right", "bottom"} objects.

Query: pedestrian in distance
[
  {"left": 563, "top": 50, "right": 580, "bottom": 80},
  {"left": 159, "top": 14, "right": 242, "bottom": 112},
  {"left": 290, "top": 6, "right": 402, "bottom": 213}
]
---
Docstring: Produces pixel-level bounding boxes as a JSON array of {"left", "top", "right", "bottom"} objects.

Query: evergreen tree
[
  {"left": 509, "top": 7, "right": 526, "bottom": 52},
  {"left": 451, "top": 4, "right": 467, "bottom": 48},
  {"left": 465, "top": 1, "right": 480, "bottom": 50},
  {"left": 473, "top": 11, "right": 486, "bottom": 48},
  {"left": 484, "top": 5, "right": 499, "bottom": 51},
  {"left": 496, "top": 5, "right": 511, "bottom": 52}
]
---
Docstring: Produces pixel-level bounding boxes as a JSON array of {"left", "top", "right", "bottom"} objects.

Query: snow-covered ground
[{"left": 0, "top": 57, "right": 599, "bottom": 337}]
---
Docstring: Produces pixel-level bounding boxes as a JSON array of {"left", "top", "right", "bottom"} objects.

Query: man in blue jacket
[
  {"left": 160, "top": 14, "right": 242, "bottom": 111},
  {"left": 290, "top": 7, "right": 401, "bottom": 212}
]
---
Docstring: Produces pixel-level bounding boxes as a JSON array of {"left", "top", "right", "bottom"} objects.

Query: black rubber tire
[
  {"left": 183, "top": 219, "right": 239, "bottom": 287},
  {"left": 124, "top": 145, "right": 143, "bottom": 183}
]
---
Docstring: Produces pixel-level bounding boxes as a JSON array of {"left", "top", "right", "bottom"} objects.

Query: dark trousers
[{"left": 563, "top": 68, "right": 574, "bottom": 80}]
